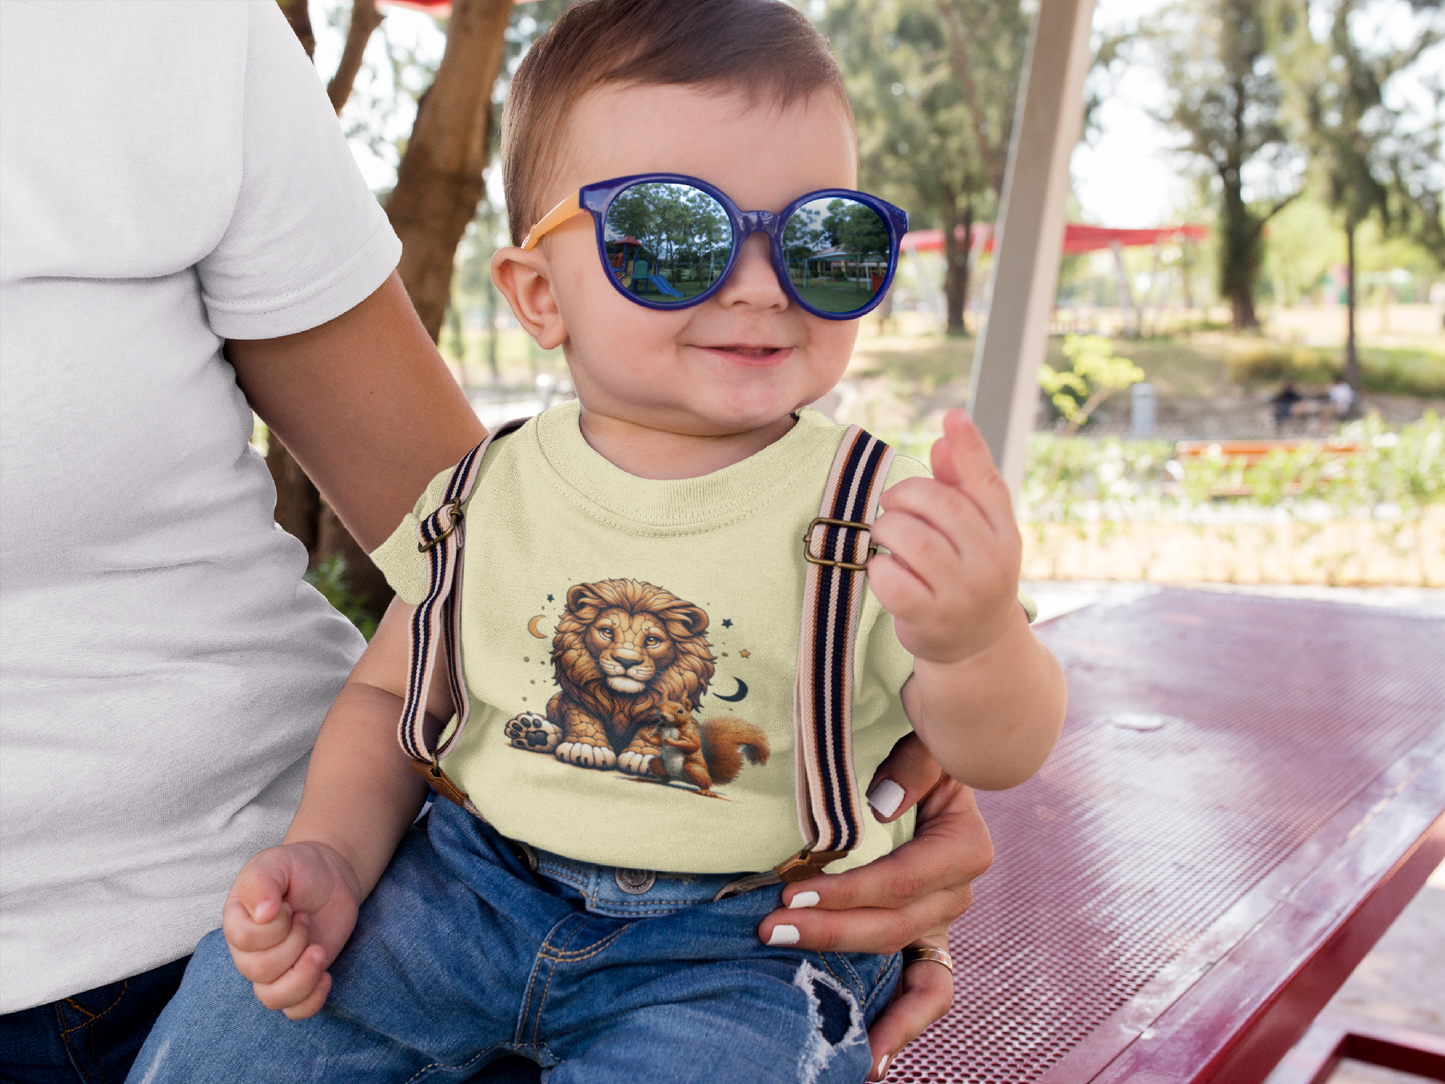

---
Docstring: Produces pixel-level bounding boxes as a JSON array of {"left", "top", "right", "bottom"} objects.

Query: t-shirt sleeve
[
  {"left": 196, "top": 1, "right": 401, "bottom": 339},
  {"left": 369, "top": 466, "right": 455, "bottom": 606}
]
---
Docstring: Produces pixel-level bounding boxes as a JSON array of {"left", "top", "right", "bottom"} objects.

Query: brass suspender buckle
[
  {"left": 802, "top": 517, "right": 877, "bottom": 571},
  {"left": 773, "top": 847, "right": 849, "bottom": 882},
  {"left": 418, "top": 499, "right": 464, "bottom": 552}
]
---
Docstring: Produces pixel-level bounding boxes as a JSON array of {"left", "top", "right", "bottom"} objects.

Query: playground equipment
[{"left": 608, "top": 241, "right": 685, "bottom": 298}]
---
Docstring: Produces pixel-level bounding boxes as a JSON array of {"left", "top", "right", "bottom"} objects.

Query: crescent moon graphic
[
  {"left": 713, "top": 677, "right": 748, "bottom": 702},
  {"left": 527, "top": 615, "right": 548, "bottom": 639}
]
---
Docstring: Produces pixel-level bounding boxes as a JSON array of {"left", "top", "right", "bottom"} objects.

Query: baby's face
[{"left": 532, "top": 82, "right": 861, "bottom": 439}]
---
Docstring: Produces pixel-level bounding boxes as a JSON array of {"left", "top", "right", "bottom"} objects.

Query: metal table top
[{"left": 894, "top": 587, "right": 1445, "bottom": 1084}]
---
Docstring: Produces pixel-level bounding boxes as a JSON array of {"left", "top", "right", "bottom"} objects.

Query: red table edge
[
  {"left": 1024, "top": 722, "right": 1445, "bottom": 1084},
  {"left": 1267, "top": 1013, "right": 1445, "bottom": 1083},
  {"left": 1099, "top": 728, "right": 1445, "bottom": 1083}
]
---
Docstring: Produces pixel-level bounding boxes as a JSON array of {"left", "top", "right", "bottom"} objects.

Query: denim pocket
[{"left": 814, "top": 949, "right": 901, "bottom": 1018}]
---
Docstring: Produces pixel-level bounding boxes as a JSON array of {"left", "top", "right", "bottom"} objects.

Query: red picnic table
[{"left": 894, "top": 587, "right": 1445, "bottom": 1084}]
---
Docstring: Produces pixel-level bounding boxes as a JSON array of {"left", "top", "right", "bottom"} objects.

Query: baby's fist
[
  {"left": 868, "top": 410, "right": 1021, "bottom": 664},
  {"left": 222, "top": 841, "right": 361, "bottom": 1020}
]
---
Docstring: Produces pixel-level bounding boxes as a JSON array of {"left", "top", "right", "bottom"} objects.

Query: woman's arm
[{"left": 226, "top": 271, "right": 485, "bottom": 551}]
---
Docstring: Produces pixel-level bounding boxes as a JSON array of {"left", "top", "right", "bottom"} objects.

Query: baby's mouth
[{"left": 714, "top": 345, "right": 783, "bottom": 357}]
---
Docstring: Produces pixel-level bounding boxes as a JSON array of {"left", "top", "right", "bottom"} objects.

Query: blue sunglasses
[{"left": 522, "top": 173, "right": 909, "bottom": 320}]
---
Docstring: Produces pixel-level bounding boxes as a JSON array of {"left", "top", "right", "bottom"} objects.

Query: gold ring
[{"left": 902, "top": 946, "right": 953, "bottom": 973}]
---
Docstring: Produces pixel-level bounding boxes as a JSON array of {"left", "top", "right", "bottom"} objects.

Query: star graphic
[
  {"left": 547, "top": 594, "right": 554, "bottom": 602},
  {"left": 739, "top": 650, "right": 750, "bottom": 659},
  {"left": 722, "top": 618, "right": 733, "bottom": 628}
]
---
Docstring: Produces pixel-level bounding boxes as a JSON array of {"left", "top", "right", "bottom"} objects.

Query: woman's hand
[{"left": 756, "top": 734, "right": 993, "bottom": 1078}]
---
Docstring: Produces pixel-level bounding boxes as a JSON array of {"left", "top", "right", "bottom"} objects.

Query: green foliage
[
  {"left": 1038, "top": 335, "right": 1147, "bottom": 429},
  {"left": 305, "top": 556, "right": 379, "bottom": 641},
  {"left": 820, "top": 0, "right": 1023, "bottom": 236},
  {"left": 1298, "top": 0, "right": 1445, "bottom": 261},
  {"left": 1148, "top": 0, "right": 1299, "bottom": 327},
  {"left": 821, "top": 199, "right": 892, "bottom": 261},
  {"left": 1020, "top": 413, "right": 1445, "bottom": 519}
]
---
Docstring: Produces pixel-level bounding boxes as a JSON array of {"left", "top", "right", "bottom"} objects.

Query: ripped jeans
[{"left": 126, "top": 799, "right": 899, "bottom": 1084}]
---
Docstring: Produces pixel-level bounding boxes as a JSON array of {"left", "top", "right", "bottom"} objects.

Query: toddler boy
[{"left": 130, "top": 2, "right": 1065, "bottom": 1082}]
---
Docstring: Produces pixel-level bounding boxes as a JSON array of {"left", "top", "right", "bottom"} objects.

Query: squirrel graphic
[{"left": 647, "top": 698, "right": 770, "bottom": 799}]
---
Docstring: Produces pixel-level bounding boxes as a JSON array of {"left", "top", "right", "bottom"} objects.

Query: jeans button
[{"left": 615, "top": 868, "right": 656, "bottom": 894}]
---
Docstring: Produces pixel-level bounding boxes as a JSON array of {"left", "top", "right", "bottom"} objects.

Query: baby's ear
[{"left": 491, "top": 246, "right": 568, "bottom": 351}]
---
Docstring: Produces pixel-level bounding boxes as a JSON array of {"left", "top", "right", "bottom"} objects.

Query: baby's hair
[{"left": 500, "top": 0, "right": 851, "bottom": 245}]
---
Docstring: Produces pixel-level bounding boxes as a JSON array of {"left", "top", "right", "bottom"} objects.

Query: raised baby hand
[
  {"left": 222, "top": 841, "right": 362, "bottom": 1020},
  {"left": 867, "top": 409, "right": 1022, "bottom": 664}
]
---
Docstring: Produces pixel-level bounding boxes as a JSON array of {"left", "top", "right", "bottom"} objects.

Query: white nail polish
[
  {"left": 867, "top": 778, "right": 905, "bottom": 818},
  {"left": 876, "top": 1054, "right": 891, "bottom": 1078},
  {"left": 766, "top": 924, "right": 801, "bottom": 946},
  {"left": 788, "top": 890, "right": 820, "bottom": 910}
]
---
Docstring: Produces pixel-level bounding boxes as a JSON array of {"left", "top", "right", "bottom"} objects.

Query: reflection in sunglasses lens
[
  {"left": 783, "top": 197, "right": 892, "bottom": 314},
  {"left": 603, "top": 183, "right": 732, "bottom": 306}
]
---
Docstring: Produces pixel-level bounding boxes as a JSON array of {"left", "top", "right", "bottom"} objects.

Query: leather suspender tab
[{"left": 774, "top": 847, "right": 850, "bottom": 883}]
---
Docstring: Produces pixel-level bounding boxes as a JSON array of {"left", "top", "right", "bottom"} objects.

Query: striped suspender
[
  {"left": 774, "top": 425, "right": 896, "bottom": 882},
  {"left": 398, "top": 418, "right": 528, "bottom": 813},
  {"left": 399, "top": 418, "right": 895, "bottom": 884}
]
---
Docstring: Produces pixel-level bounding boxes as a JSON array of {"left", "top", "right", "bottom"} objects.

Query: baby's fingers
[
  {"left": 252, "top": 938, "right": 330, "bottom": 1015},
  {"left": 231, "top": 911, "right": 315, "bottom": 986},
  {"left": 223, "top": 875, "right": 292, "bottom": 955},
  {"left": 282, "top": 971, "right": 333, "bottom": 1021}
]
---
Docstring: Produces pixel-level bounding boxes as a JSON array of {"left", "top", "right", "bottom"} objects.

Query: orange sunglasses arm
[{"left": 520, "top": 192, "right": 585, "bottom": 250}]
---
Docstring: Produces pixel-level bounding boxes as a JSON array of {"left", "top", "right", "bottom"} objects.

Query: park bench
[
  {"left": 1169, "top": 440, "right": 1366, "bottom": 497},
  {"left": 1173, "top": 439, "right": 1365, "bottom": 466},
  {"left": 894, "top": 587, "right": 1445, "bottom": 1084}
]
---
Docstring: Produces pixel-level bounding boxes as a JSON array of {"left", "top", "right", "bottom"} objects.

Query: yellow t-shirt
[{"left": 372, "top": 402, "right": 924, "bottom": 874}]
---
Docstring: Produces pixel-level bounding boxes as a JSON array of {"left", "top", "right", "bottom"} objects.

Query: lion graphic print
[{"left": 505, "top": 579, "right": 769, "bottom": 799}]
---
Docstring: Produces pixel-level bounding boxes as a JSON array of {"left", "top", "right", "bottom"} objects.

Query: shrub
[{"left": 304, "top": 556, "right": 378, "bottom": 640}]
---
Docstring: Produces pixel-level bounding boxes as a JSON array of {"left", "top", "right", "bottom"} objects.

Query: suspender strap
[
  {"left": 775, "top": 425, "right": 895, "bottom": 882},
  {"left": 398, "top": 418, "right": 529, "bottom": 811}
]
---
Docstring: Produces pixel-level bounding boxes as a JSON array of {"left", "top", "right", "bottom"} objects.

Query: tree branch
[
  {"left": 387, "top": 0, "right": 514, "bottom": 340},
  {"left": 940, "top": 0, "right": 1006, "bottom": 195},
  {"left": 277, "top": 0, "right": 316, "bottom": 59},
  {"left": 328, "top": 0, "right": 386, "bottom": 115}
]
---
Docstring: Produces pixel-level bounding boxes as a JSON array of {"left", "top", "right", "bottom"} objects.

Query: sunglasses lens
[
  {"left": 603, "top": 182, "right": 731, "bottom": 306},
  {"left": 783, "top": 197, "right": 893, "bottom": 315}
]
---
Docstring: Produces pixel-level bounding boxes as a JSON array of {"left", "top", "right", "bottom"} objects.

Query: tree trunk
[
  {"left": 277, "top": 0, "right": 316, "bottom": 59},
  {"left": 1343, "top": 222, "right": 1361, "bottom": 394},
  {"left": 387, "top": 0, "right": 515, "bottom": 341},
  {"left": 328, "top": 0, "right": 385, "bottom": 114},
  {"left": 958, "top": 199, "right": 974, "bottom": 333},
  {"left": 267, "top": 437, "right": 321, "bottom": 551},
  {"left": 1219, "top": 174, "right": 1261, "bottom": 330},
  {"left": 943, "top": 205, "right": 967, "bottom": 335}
]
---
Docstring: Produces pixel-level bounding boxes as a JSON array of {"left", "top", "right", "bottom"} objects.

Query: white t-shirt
[{"left": 0, "top": 0, "right": 402, "bottom": 1012}]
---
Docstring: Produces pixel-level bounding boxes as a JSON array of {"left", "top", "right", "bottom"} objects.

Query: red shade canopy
[
  {"left": 900, "top": 222, "right": 1208, "bottom": 255},
  {"left": 378, "top": 0, "right": 544, "bottom": 12}
]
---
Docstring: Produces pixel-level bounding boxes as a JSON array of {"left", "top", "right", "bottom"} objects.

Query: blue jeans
[
  {"left": 1, "top": 957, "right": 189, "bottom": 1084},
  {"left": 126, "top": 801, "right": 899, "bottom": 1084}
]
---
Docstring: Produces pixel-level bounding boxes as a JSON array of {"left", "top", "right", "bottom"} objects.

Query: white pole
[{"left": 967, "top": 0, "right": 1097, "bottom": 496}]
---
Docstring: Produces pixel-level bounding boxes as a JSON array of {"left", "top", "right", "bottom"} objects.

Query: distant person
[
  {"left": 126, "top": 3, "right": 1066, "bottom": 1083},
  {"left": 1327, "top": 377, "right": 1356, "bottom": 420},
  {"left": 1272, "top": 380, "right": 1302, "bottom": 434}
]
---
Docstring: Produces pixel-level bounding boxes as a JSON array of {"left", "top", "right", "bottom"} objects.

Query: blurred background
[{"left": 258, "top": 0, "right": 1444, "bottom": 631}]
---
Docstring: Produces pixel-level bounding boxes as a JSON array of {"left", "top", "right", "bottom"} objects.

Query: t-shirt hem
[{"left": 202, "top": 220, "right": 401, "bottom": 339}]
